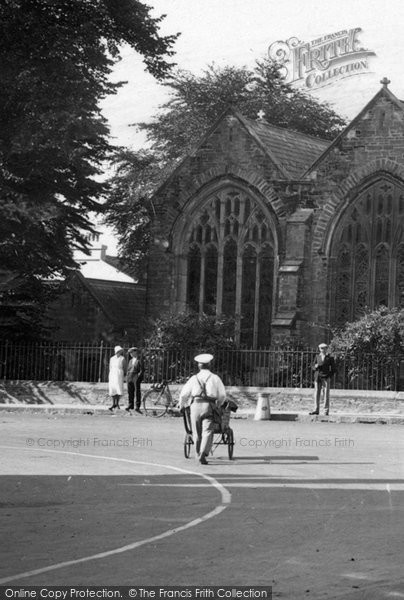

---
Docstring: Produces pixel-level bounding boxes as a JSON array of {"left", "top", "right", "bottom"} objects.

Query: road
[{"left": 0, "top": 411, "right": 403, "bottom": 599}]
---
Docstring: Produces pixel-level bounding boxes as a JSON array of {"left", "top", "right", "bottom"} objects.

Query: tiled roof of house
[
  {"left": 74, "top": 246, "right": 137, "bottom": 284},
  {"left": 240, "top": 116, "right": 331, "bottom": 179},
  {"left": 81, "top": 278, "right": 145, "bottom": 330},
  {"left": 79, "top": 257, "right": 135, "bottom": 284},
  {"left": 103, "top": 255, "right": 138, "bottom": 280}
]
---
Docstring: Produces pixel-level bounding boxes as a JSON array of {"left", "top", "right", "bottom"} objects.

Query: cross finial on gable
[
  {"left": 257, "top": 109, "right": 265, "bottom": 120},
  {"left": 380, "top": 77, "right": 391, "bottom": 89}
]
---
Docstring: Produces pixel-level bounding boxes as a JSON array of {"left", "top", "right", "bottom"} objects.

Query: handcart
[{"left": 182, "top": 400, "right": 237, "bottom": 460}]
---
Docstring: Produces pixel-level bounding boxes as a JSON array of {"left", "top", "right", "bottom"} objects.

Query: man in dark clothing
[
  {"left": 310, "top": 343, "right": 336, "bottom": 416},
  {"left": 125, "top": 347, "right": 145, "bottom": 414}
]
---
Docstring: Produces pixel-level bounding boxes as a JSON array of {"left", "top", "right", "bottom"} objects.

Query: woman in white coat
[{"left": 108, "top": 345, "right": 127, "bottom": 411}]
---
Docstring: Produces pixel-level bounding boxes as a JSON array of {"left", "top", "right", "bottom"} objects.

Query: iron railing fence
[{"left": 0, "top": 341, "right": 403, "bottom": 391}]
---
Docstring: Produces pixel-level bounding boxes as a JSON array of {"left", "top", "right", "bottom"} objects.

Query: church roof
[{"left": 238, "top": 114, "right": 330, "bottom": 179}]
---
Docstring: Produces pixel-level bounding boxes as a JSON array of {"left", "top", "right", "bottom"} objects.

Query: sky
[
  {"left": 98, "top": 0, "right": 404, "bottom": 249},
  {"left": 101, "top": 0, "right": 404, "bottom": 149}
]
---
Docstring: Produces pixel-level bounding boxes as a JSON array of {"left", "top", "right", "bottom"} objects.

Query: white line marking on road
[
  {"left": 120, "top": 482, "right": 404, "bottom": 490},
  {"left": 386, "top": 483, "right": 394, "bottom": 510},
  {"left": 0, "top": 446, "right": 231, "bottom": 584}
]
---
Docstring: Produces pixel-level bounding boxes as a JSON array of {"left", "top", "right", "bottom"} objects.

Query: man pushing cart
[{"left": 178, "top": 353, "right": 229, "bottom": 465}]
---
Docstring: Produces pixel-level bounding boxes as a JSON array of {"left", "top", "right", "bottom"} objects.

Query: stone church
[{"left": 144, "top": 80, "right": 404, "bottom": 348}]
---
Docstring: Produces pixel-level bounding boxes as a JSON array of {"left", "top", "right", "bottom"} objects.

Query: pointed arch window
[
  {"left": 184, "top": 188, "right": 276, "bottom": 347},
  {"left": 333, "top": 178, "right": 404, "bottom": 325}
]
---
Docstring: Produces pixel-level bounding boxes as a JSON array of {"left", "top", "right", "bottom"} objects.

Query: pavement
[
  {"left": 1, "top": 401, "right": 404, "bottom": 424},
  {"left": 2, "top": 381, "right": 404, "bottom": 424}
]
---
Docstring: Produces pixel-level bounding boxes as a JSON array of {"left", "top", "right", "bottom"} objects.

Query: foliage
[
  {"left": 0, "top": 278, "right": 63, "bottom": 341},
  {"left": 330, "top": 307, "right": 404, "bottom": 359},
  {"left": 142, "top": 312, "right": 239, "bottom": 384},
  {"left": 139, "top": 59, "right": 345, "bottom": 161},
  {"left": 0, "top": 0, "right": 177, "bottom": 337},
  {"left": 105, "top": 60, "right": 346, "bottom": 271},
  {"left": 145, "top": 312, "right": 237, "bottom": 352},
  {"left": 103, "top": 148, "right": 171, "bottom": 277}
]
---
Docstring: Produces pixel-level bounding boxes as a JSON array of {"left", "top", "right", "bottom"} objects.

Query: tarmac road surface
[{"left": 0, "top": 411, "right": 403, "bottom": 599}]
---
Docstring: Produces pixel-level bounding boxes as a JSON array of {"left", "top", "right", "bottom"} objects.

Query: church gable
[
  {"left": 153, "top": 108, "right": 291, "bottom": 214},
  {"left": 306, "top": 82, "right": 404, "bottom": 183},
  {"left": 308, "top": 83, "right": 404, "bottom": 255}
]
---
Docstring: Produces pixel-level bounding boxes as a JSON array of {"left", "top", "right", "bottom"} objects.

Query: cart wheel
[
  {"left": 227, "top": 428, "right": 234, "bottom": 460},
  {"left": 143, "top": 388, "right": 168, "bottom": 417},
  {"left": 184, "top": 433, "right": 193, "bottom": 458}
]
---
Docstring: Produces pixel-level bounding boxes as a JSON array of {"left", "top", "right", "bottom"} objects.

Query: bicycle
[{"left": 142, "top": 380, "right": 179, "bottom": 417}]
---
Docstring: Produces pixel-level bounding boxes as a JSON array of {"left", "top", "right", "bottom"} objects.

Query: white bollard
[{"left": 254, "top": 392, "right": 271, "bottom": 420}]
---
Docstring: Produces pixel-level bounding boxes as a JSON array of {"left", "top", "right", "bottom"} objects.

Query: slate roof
[
  {"left": 239, "top": 115, "right": 330, "bottom": 179},
  {"left": 151, "top": 106, "right": 333, "bottom": 198},
  {"left": 78, "top": 275, "right": 145, "bottom": 330}
]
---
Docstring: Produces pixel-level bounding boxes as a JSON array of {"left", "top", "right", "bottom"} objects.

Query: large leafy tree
[
  {"left": 105, "top": 60, "right": 346, "bottom": 272},
  {"left": 331, "top": 307, "right": 404, "bottom": 359},
  {"left": 330, "top": 307, "right": 404, "bottom": 390},
  {"left": 139, "top": 60, "right": 345, "bottom": 161},
  {"left": 0, "top": 0, "right": 177, "bottom": 337}
]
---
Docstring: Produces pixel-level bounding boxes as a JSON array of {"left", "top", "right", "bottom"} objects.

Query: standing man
[
  {"left": 310, "top": 343, "right": 336, "bottom": 416},
  {"left": 126, "top": 347, "right": 145, "bottom": 414},
  {"left": 178, "top": 353, "right": 226, "bottom": 465}
]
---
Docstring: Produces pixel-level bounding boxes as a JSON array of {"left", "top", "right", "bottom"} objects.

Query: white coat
[{"left": 108, "top": 354, "right": 126, "bottom": 396}]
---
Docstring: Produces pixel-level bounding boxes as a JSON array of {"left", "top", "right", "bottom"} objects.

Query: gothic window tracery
[
  {"left": 184, "top": 189, "right": 276, "bottom": 347},
  {"left": 333, "top": 178, "right": 404, "bottom": 325}
]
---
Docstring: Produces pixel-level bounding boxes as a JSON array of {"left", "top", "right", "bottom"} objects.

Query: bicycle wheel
[
  {"left": 143, "top": 388, "right": 169, "bottom": 417},
  {"left": 227, "top": 428, "right": 234, "bottom": 460},
  {"left": 184, "top": 433, "right": 193, "bottom": 458}
]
